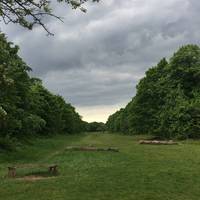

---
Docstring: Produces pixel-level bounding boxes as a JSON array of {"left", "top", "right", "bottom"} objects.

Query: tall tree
[
  {"left": 107, "top": 45, "right": 200, "bottom": 139},
  {"left": 0, "top": 33, "right": 86, "bottom": 142}
]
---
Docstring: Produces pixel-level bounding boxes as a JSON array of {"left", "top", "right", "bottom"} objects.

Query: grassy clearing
[{"left": 1, "top": 133, "right": 200, "bottom": 200}]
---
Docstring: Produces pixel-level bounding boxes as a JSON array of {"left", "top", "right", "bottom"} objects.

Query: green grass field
[{"left": 1, "top": 133, "right": 200, "bottom": 200}]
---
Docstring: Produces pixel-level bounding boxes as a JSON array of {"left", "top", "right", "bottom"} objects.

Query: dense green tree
[
  {"left": 128, "top": 58, "right": 168, "bottom": 135},
  {"left": 107, "top": 45, "right": 200, "bottom": 139},
  {"left": 86, "top": 122, "right": 106, "bottom": 132},
  {"left": 0, "top": 33, "right": 31, "bottom": 137},
  {"left": 0, "top": 33, "right": 86, "bottom": 145}
]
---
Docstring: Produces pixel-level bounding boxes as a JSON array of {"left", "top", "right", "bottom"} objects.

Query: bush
[
  {"left": 22, "top": 114, "right": 46, "bottom": 134},
  {"left": 0, "top": 136, "right": 18, "bottom": 151}
]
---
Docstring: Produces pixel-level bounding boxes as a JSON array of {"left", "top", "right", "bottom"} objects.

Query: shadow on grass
[{"left": 24, "top": 170, "right": 58, "bottom": 177}]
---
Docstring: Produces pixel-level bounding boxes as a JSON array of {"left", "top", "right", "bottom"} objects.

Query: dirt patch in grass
[
  {"left": 14, "top": 170, "right": 59, "bottom": 181},
  {"left": 16, "top": 175, "right": 57, "bottom": 181}
]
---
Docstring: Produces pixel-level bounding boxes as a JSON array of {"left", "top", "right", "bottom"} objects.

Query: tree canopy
[
  {"left": 107, "top": 45, "right": 200, "bottom": 139},
  {"left": 0, "top": 33, "right": 86, "bottom": 143},
  {"left": 85, "top": 121, "right": 106, "bottom": 132},
  {"left": 0, "top": 0, "right": 99, "bottom": 35}
]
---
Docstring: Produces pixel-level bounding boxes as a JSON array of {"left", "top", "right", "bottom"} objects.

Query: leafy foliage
[
  {"left": 85, "top": 121, "right": 106, "bottom": 132},
  {"left": 0, "top": 135, "right": 18, "bottom": 151},
  {"left": 0, "top": 0, "right": 100, "bottom": 35},
  {"left": 107, "top": 45, "right": 200, "bottom": 139},
  {"left": 0, "top": 33, "right": 86, "bottom": 144}
]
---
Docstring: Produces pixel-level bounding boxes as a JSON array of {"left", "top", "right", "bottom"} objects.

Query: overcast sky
[{"left": 1, "top": 0, "right": 200, "bottom": 122}]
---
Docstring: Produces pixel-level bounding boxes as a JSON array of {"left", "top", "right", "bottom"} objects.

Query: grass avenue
[{"left": 0, "top": 133, "right": 200, "bottom": 200}]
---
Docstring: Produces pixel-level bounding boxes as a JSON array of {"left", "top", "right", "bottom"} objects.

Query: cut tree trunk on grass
[
  {"left": 49, "top": 165, "right": 58, "bottom": 175},
  {"left": 8, "top": 167, "right": 16, "bottom": 178},
  {"left": 65, "top": 146, "right": 119, "bottom": 152},
  {"left": 139, "top": 140, "right": 178, "bottom": 145}
]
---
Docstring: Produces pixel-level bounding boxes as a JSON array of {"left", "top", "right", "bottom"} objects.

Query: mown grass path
[{"left": 1, "top": 133, "right": 200, "bottom": 200}]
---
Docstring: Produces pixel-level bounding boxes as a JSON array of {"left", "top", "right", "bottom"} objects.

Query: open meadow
[{"left": 1, "top": 133, "right": 200, "bottom": 200}]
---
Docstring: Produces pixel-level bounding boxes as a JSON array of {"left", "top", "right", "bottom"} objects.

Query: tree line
[
  {"left": 107, "top": 45, "right": 200, "bottom": 139},
  {"left": 85, "top": 122, "right": 106, "bottom": 132},
  {"left": 0, "top": 33, "right": 90, "bottom": 149}
]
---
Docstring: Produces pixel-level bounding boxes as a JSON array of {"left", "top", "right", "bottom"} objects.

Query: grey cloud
[{"left": 42, "top": 68, "right": 137, "bottom": 106}]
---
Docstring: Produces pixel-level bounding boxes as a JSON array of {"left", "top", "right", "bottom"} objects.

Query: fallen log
[
  {"left": 139, "top": 140, "right": 178, "bottom": 145},
  {"left": 65, "top": 146, "right": 119, "bottom": 152}
]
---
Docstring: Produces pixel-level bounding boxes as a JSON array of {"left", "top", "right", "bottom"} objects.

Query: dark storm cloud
[{"left": 1, "top": 0, "right": 200, "bottom": 121}]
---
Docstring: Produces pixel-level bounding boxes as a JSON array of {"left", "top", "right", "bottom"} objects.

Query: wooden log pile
[
  {"left": 139, "top": 140, "right": 178, "bottom": 145},
  {"left": 65, "top": 146, "right": 119, "bottom": 152}
]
